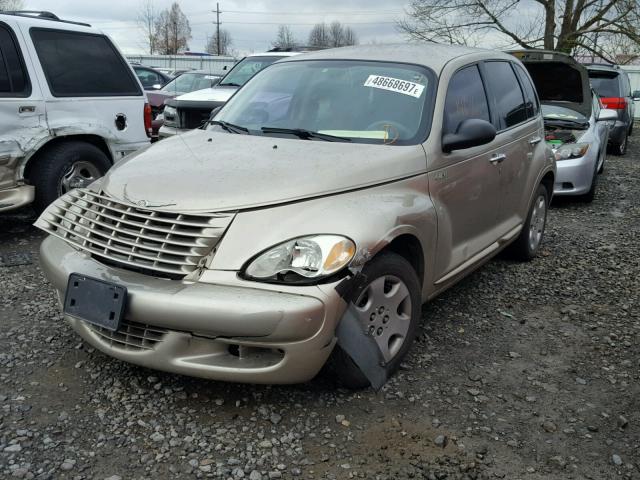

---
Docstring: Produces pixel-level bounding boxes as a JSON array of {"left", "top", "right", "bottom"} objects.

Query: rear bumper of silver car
[{"left": 40, "top": 236, "right": 345, "bottom": 384}]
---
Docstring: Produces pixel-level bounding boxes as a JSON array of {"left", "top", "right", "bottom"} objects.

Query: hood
[
  {"left": 509, "top": 50, "right": 592, "bottom": 118},
  {"left": 174, "top": 86, "right": 237, "bottom": 103},
  {"left": 101, "top": 130, "right": 427, "bottom": 213}
]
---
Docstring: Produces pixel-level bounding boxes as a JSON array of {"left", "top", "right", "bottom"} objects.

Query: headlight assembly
[
  {"left": 244, "top": 235, "right": 356, "bottom": 283},
  {"left": 554, "top": 143, "right": 589, "bottom": 160},
  {"left": 162, "top": 105, "right": 178, "bottom": 127}
]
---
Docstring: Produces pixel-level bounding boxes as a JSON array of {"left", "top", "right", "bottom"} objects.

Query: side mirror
[
  {"left": 597, "top": 108, "right": 618, "bottom": 122},
  {"left": 151, "top": 84, "right": 163, "bottom": 90},
  {"left": 208, "top": 106, "right": 222, "bottom": 121},
  {"left": 632, "top": 90, "right": 640, "bottom": 101},
  {"left": 442, "top": 119, "right": 496, "bottom": 153}
]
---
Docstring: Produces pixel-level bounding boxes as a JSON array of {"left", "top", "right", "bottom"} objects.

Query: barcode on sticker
[{"left": 364, "top": 75, "right": 425, "bottom": 98}]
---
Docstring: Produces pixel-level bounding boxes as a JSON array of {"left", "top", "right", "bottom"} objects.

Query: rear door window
[
  {"left": 0, "top": 23, "right": 30, "bottom": 97},
  {"left": 443, "top": 65, "right": 490, "bottom": 135},
  {"left": 589, "top": 72, "right": 620, "bottom": 98},
  {"left": 31, "top": 28, "right": 141, "bottom": 97},
  {"left": 483, "top": 61, "right": 528, "bottom": 129},
  {"left": 513, "top": 64, "right": 539, "bottom": 118}
]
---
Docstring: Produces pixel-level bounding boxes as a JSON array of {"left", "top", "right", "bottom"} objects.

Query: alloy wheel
[
  {"left": 528, "top": 194, "right": 547, "bottom": 252},
  {"left": 58, "top": 161, "right": 101, "bottom": 195}
]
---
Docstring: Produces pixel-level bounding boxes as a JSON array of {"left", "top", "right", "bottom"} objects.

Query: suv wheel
[
  {"left": 328, "top": 252, "right": 421, "bottom": 389},
  {"left": 508, "top": 184, "right": 549, "bottom": 261},
  {"left": 31, "top": 141, "right": 111, "bottom": 213}
]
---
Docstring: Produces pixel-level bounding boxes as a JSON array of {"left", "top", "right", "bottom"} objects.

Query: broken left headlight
[{"left": 244, "top": 235, "right": 356, "bottom": 283}]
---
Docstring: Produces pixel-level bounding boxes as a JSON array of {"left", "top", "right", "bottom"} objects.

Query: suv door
[
  {"left": 482, "top": 60, "right": 542, "bottom": 234},
  {"left": 27, "top": 28, "right": 148, "bottom": 157},
  {"left": 0, "top": 20, "right": 45, "bottom": 198},
  {"left": 429, "top": 64, "right": 502, "bottom": 282}
]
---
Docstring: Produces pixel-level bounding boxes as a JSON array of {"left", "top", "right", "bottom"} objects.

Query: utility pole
[{"left": 215, "top": 2, "right": 221, "bottom": 56}]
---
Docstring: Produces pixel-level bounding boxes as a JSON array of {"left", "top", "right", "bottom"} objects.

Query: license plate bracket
[{"left": 63, "top": 273, "right": 127, "bottom": 332}]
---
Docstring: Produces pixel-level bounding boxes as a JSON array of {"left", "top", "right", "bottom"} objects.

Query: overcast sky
[{"left": 24, "top": 0, "right": 411, "bottom": 55}]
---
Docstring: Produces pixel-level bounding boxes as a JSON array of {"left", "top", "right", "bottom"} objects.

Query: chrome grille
[
  {"left": 35, "top": 188, "right": 234, "bottom": 278},
  {"left": 88, "top": 320, "right": 167, "bottom": 351}
]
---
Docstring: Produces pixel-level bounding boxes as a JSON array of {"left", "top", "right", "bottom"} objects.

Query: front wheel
[
  {"left": 507, "top": 184, "right": 549, "bottom": 261},
  {"left": 328, "top": 252, "right": 422, "bottom": 389},
  {"left": 31, "top": 142, "right": 111, "bottom": 213}
]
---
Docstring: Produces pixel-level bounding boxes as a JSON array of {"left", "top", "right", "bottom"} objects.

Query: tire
[
  {"left": 507, "top": 184, "right": 549, "bottom": 261},
  {"left": 327, "top": 252, "right": 422, "bottom": 389},
  {"left": 611, "top": 133, "right": 628, "bottom": 156},
  {"left": 30, "top": 141, "right": 111, "bottom": 213}
]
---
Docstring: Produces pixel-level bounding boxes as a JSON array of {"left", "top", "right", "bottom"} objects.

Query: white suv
[{"left": 0, "top": 11, "right": 151, "bottom": 213}]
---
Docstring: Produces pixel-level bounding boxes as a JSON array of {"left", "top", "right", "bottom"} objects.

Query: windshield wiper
[
  {"left": 209, "top": 120, "right": 249, "bottom": 134},
  {"left": 261, "top": 127, "right": 352, "bottom": 142},
  {"left": 219, "top": 82, "right": 241, "bottom": 87}
]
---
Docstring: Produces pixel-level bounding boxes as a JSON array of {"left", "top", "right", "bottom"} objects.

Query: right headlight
[{"left": 244, "top": 235, "right": 356, "bottom": 283}]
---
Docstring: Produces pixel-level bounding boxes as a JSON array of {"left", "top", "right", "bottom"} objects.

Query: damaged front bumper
[
  {"left": 0, "top": 184, "right": 35, "bottom": 212},
  {"left": 40, "top": 236, "right": 347, "bottom": 384}
]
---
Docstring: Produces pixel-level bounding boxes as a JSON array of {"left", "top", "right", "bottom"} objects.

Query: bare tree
[
  {"left": 137, "top": 0, "right": 157, "bottom": 55},
  {"left": 206, "top": 29, "right": 233, "bottom": 56},
  {"left": 272, "top": 25, "right": 297, "bottom": 49},
  {"left": 309, "top": 22, "right": 358, "bottom": 48},
  {"left": 399, "top": 0, "right": 640, "bottom": 63},
  {"left": 154, "top": 2, "right": 191, "bottom": 55},
  {"left": 0, "top": 0, "right": 24, "bottom": 10}
]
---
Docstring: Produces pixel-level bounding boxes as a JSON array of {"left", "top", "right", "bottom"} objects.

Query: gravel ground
[{"left": 1, "top": 133, "right": 639, "bottom": 480}]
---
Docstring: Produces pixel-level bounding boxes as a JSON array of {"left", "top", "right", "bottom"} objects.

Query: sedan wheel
[{"left": 353, "top": 275, "right": 412, "bottom": 363}]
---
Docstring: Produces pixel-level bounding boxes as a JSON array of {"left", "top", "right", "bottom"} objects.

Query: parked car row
[{"left": 1, "top": 11, "right": 632, "bottom": 389}]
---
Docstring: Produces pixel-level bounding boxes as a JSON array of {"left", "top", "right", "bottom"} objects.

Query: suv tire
[
  {"left": 327, "top": 252, "right": 422, "bottom": 389},
  {"left": 508, "top": 184, "right": 549, "bottom": 261},
  {"left": 31, "top": 142, "right": 111, "bottom": 213},
  {"left": 611, "top": 134, "right": 628, "bottom": 156}
]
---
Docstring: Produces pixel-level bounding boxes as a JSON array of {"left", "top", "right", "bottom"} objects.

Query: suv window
[
  {"left": 589, "top": 71, "right": 620, "bottom": 98},
  {"left": 0, "top": 23, "right": 30, "bottom": 97},
  {"left": 31, "top": 28, "right": 141, "bottom": 97},
  {"left": 443, "top": 65, "right": 490, "bottom": 135},
  {"left": 513, "top": 64, "right": 539, "bottom": 118},
  {"left": 483, "top": 61, "right": 527, "bottom": 129}
]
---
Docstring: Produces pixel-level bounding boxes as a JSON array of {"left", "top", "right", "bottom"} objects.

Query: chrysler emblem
[{"left": 137, "top": 200, "right": 148, "bottom": 207}]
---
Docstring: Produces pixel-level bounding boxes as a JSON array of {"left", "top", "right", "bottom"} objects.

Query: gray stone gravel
[{"left": 1, "top": 132, "right": 639, "bottom": 479}]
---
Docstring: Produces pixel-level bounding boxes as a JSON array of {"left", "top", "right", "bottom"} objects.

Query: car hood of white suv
[
  {"left": 100, "top": 130, "right": 427, "bottom": 213},
  {"left": 174, "top": 85, "right": 238, "bottom": 103}
]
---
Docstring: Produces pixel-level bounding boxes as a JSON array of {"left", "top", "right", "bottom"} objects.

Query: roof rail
[
  {"left": 268, "top": 46, "right": 326, "bottom": 53},
  {"left": 1, "top": 10, "right": 92, "bottom": 27}
]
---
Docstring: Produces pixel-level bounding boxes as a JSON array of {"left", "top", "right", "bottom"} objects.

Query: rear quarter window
[
  {"left": 0, "top": 23, "right": 31, "bottom": 97},
  {"left": 30, "top": 28, "right": 141, "bottom": 97}
]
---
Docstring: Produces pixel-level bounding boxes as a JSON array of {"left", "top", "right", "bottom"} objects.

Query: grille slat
[
  {"left": 89, "top": 320, "right": 168, "bottom": 351},
  {"left": 38, "top": 188, "right": 234, "bottom": 279}
]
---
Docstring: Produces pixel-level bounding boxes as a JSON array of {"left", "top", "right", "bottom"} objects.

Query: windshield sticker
[
  {"left": 364, "top": 75, "right": 425, "bottom": 98},
  {"left": 205, "top": 75, "right": 218, "bottom": 80}
]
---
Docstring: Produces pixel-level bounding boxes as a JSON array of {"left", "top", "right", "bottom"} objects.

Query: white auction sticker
[{"left": 364, "top": 75, "right": 425, "bottom": 98}]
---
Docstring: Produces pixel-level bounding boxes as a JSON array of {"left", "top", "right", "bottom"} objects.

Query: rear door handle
[
  {"left": 489, "top": 153, "right": 506, "bottom": 165},
  {"left": 529, "top": 136, "right": 542, "bottom": 146}
]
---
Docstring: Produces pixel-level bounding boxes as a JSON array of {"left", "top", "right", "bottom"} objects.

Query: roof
[
  {"left": 247, "top": 51, "right": 301, "bottom": 58},
  {"left": 276, "top": 43, "right": 504, "bottom": 72},
  {"left": 0, "top": 11, "right": 96, "bottom": 33}
]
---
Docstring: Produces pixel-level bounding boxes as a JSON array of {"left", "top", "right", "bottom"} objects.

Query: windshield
[
  {"left": 218, "top": 56, "right": 284, "bottom": 87},
  {"left": 161, "top": 73, "right": 220, "bottom": 95},
  {"left": 210, "top": 60, "right": 435, "bottom": 145},
  {"left": 541, "top": 104, "right": 588, "bottom": 123},
  {"left": 589, "top": 72, "right": 620, "bottom": 98}
]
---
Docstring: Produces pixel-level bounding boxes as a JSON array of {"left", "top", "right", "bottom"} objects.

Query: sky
[{"left": 24, "top": 0, "right": 412, "bottom": 55}]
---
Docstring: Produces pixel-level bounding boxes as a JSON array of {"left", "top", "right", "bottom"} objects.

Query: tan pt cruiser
[{"left": 36, "top": 45, "right": 556, "bottom": 388}]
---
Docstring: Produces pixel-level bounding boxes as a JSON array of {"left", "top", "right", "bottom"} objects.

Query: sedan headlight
[
  {"left": 244, "top": 235, "right": 356, "bottom": 283},
  {"left": 554, "top": 143, "right": 589, "bottom": 160}
]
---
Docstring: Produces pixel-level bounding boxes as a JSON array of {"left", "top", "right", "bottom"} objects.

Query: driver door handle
[
  {"left": 529, "top": 136, "right": 542, "bottom": 145},
  {"left": 489, "top": 153, "right": 506, "bottom": 165}
]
